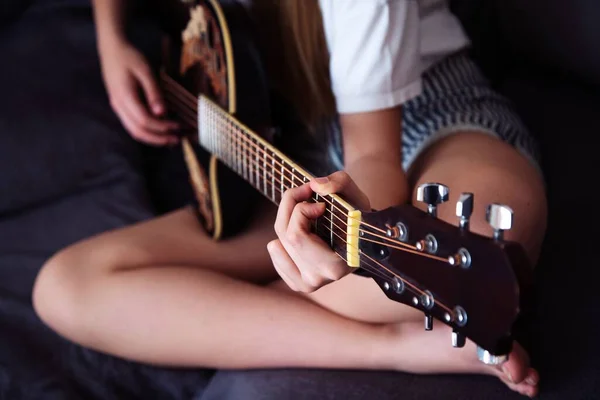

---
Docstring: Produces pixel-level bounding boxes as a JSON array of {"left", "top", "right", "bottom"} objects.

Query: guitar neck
[
  {"left": 198, "top": 95, "right": 312, "bottom": 205},
  {"left": 197, "top": 95, "right": 361, "bottom": 266}
]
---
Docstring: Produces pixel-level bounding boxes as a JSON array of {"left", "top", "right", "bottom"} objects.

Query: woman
[{"left": 32, "top": 0, "right": 546, "bottom": 397}]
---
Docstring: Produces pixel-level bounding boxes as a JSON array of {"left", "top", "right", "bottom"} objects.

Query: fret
[
  {"left": 262, "top": 146, "right": 267, "bottom": 197},
  {"left": 234, "top": 127, "right": 241, "bottom": 177},
  {"left": 242, "top": 128, "right": 248, "bottom": 181},
  {"left": 219, "top": 119, "right": 225, "bottom": 162},
  {"left": 257, "top": 142, "right": 265, "bottom": 196},
  {"left": 314, "top": 208, "right": 344, "bottom": 257},
  {"left": 260, "top": 145, "right": 265, "bottom": 196},
  {"left": 315, "top": 219, "right": 331, "bottom": 246},
  {"left": 315, "top": 193, "right": 320, "bottom": 232},
  {"left": 217, "top": 116, "right": 223, "bottom": 160},
  {"left": 254, "top": 138, "right": 260, "bottom": 190},
  {"left": 230, "top": 123, "right": 236, "bottom": 173},
  {"left": 248, "top": 136, "right": 254, "bottom": 187},
  {"left": 235, "top": 124, "right": 241, "bottom": 175},
  {"left": 227, "top": 123, "right": 233, "bottom": 168},
  {"left": 221, "top": 118, "right": 226, "bottom": 161},
  {"left": 330, "top": 197, "right": 334, "bottom": 247},
  {"left": 205, "top": 106, "right": 211, "bottom": 152},
  {"left": 271, "top": 152, "right": 276, "bottom": 202},
  {"left": 224, "top": 122, "right": 229, "bottom": 166},
  {"left": 212, "top": 110, "right": 217, "bottom": 155},
  {"left": 280, "top": 159, "right": 285, "bottom": 200}
]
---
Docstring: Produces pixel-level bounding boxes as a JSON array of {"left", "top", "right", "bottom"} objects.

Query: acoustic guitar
[{"left": 148, "top": 0, "right": 533, "bottom": 366}]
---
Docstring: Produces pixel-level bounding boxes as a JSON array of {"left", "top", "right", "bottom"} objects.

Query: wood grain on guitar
[{"left": 152, "top": 0, "right": 533, "bottom": 365}]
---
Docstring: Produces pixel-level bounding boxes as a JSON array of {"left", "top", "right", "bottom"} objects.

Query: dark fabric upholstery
[
  {"left": 1, "top": 0, "right": 598, "bottom": 399},
  {"left": 0, "top": 2, "right": 214, "bottom": 399}
]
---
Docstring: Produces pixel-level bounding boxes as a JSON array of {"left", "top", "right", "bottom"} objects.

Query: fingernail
[
  {"left": 153, "top": 103, "right": 164, "bottom": 114},
  {"left": 526, "top": 376, "right": 537, "bottom": 385},
  {"left": 314, "top": 177, "right": 329, "bottom": 184}
]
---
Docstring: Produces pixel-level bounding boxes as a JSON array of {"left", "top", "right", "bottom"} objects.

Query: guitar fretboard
[{"left": 197, "top": 95, "right": 361, "bottom": 266}]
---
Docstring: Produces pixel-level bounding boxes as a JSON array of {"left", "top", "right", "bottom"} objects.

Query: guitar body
[{"left": 151, "top": 0, "right": 274, "bottom": 240}]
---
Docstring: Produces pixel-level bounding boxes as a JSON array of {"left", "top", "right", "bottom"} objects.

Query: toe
[
  {"left": 525, "top": 368, "right": 539, "bottom": 386},
  {"left": 501, "top": 377, "right": 539, "bottom": 398},
  {"left": 520, "top": 383, "right": 539, "bottom": 398},
  {"left": 500, "top": 343, "right": 530, "bottom": 384}
]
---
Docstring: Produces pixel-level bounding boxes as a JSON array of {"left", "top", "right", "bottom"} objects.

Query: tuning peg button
[
  {"left": 452, "top": 330, "right": 466, "bottom": 348},
  {"left": 486, "top": 204, "right": 513, "bottom": 240},
  {"left": 477, "top": 347, "right": 509, "bottom": 365},
  {"left": 424, "top": 314, "right": 433, "bottom": 331},
  {"left": 417, "top": 183, "right": 449, "bottom": 217},
  {"left": 456, "top": 193, "right": 474, "bottom": 230}
]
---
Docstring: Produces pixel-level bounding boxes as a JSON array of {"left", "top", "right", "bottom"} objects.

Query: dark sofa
[{"left": 1, "top": 0, "right": 599, "bottom": 399}]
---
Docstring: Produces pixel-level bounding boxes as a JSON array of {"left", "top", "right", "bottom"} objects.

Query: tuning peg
[
  {"left": 417, "top": 183, "right": 449, "bottom": 217},
  {"left": 477, "top": 346, "right": 509, "bottom": 365},
  {"left": 452, "top": 330, "right": 466, "bottom": 348},
  {"left": 485, "top": 203, "right": 513, "bottom": 240},
  {"left": 424, "top": 314, "right": 433, "bottom": 330},
  {"left": 456, "top": 193, "right": 474, "bottom": 230}
]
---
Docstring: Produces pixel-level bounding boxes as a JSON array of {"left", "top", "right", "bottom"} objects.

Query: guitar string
[
  {"left": 163, "top": 88, "right": 452, "bottom": 268},
  {"left": 163, "top": 75, "right": 432, "bottom": 254},
  {"left": 160, "top": 74, "right": 390, "bottom": 236},
  {"left": 161, "top": 93, "right": 448, "bottom": 272},
  {"left": 323, "top": 222, "right": 455, "bottom": 316},
  {"left": 161, "top": 81, "right": 446, "bottom": 264},
  {"left": 162, "top": 104, "right": 452, "bottom": 313},
  {"left": 161, "top": 87, "right": 457, "bottom": 317},
  {"left": 159, "top": 65, "right": 457, "bottom": 313},
  {"left": 159, "top": 82, "right": 408, "bottom": 284},
  {"left": 314, "top": 217, "right": 455, "bottom": 315},
  {"left": 161, "top": 91, "right": 391, "bottom": 241},
  {"left": 161, "top": 84, "right": 370, "bottom": 229}
]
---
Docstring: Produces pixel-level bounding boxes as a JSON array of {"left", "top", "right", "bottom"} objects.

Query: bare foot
[
  {"left": 484, "top": 341, "right": 539, "bottom": 398},
  {"left": 389, "top": 321, "right": 539, "bottom": 398}
]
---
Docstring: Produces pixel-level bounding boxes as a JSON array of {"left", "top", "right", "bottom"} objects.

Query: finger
[
  {"left": 285, "top": 202, "right": 326, "bottom": 250},
  {"left": 310, "top": 171, "right": 370, "bottom": 210},
  {"left": 121, "top": 89, "right": 180, "bottom": 135},
  {"left": 283, "top": 202, "right": 350, "bottom": 285},
  {"left": 134, "top": 62, "right": 166, "bottom": 116},
  {"left": 267, "top": 239, "right": 303, "bottom": 291},
  {"left": 116, "top": 102, "right": 174, "bottom": 146},
  {"left": 268, "top": 239, "right": 332, "bottom": 293},
  {"left": 274, "top": 183, "right": 313, "bottom": 237}
]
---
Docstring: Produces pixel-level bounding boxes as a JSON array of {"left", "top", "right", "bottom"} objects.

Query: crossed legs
[{"left": 33, "top": 131, "right": 546, "bottom": 397}]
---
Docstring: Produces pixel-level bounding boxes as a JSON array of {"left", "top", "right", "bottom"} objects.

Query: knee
[
  {"left": 412, "top": 158, "right": 547, "bottom": 264},
  {"left": 32, "top": 249, "right": 87, "bottom": 338}
]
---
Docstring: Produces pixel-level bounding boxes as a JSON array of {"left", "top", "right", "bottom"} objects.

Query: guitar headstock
[{"left": 358, "top": 183, "right": 533, "bottom": 364}]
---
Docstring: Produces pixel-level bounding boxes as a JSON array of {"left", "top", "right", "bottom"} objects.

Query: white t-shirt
[{"left": 318, "top": 0, "right": 470, "bottom": 114}]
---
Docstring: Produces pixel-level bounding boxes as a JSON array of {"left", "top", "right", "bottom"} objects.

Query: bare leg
[
  {"left": 33, "top": 203, "right": 396, "bottom": 370},
  {"left": 32, "top": 132, "right": 545, "bottom": 398}
]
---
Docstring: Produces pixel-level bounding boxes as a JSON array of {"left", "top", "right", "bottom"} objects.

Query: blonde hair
[{"left": 251, "top": 0, "right": 336, "bottom": 132}]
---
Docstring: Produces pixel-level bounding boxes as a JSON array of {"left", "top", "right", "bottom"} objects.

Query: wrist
[
  {"left": 97, "top": 29, "right": 128, "bottom": 53},
  {"left": 344, "top": 155, "right": 410, "bottom": 210}
]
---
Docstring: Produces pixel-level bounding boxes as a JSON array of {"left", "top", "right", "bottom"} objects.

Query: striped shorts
[{"left": 322, "top": 51, "right": 542, "bottom": 176}]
